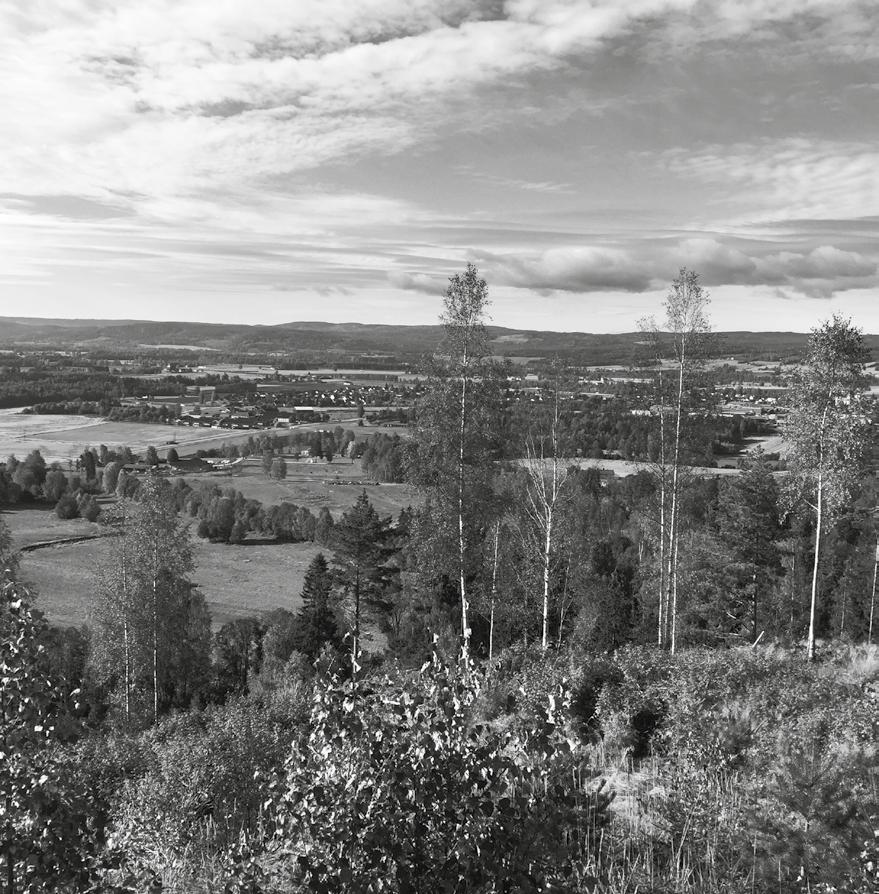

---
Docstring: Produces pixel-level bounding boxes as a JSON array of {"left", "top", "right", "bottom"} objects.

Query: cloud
[
  {"left": 660, "top": 139, "right": 879, "bottom": 223},
  {"left": 481, "top": 246, "right": 653, "bottom": 292},
  {"left": 472, "top": 238, "right": 878, "bottom": 298},
  {"left": 1, "top": 1, "right": 878, "bottom": 330},
  {"left": 387, "top": 271, "right": 446, "bottom": 294},
  {"left": 762, "top": 245, "right": 876, "bottom": 281},
  {"left": 4, "top": 0, "right": 875, "bottom": 202}
]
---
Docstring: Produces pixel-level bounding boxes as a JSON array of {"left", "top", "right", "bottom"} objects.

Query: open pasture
[
  {"left": 180, "top": 456, "right": 419, "bottom": 518},
  {"left": 12, "top": 509, "right": 324, "bottom": 629},
  {"left": 1, "top": 504, "right": 104, "bottom": 549}
]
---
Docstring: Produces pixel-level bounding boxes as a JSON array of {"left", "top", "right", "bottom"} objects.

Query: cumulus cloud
[
  {"left": 472, "top": 239, "right": 878, "bottom": 298},
  {"left": 480, "top": 246, "right": 653, "bottom": 293}
]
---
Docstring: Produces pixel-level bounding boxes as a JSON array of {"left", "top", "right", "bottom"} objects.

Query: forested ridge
[{"left": 2, "top": 267, "right": 878, "bottom": 893}]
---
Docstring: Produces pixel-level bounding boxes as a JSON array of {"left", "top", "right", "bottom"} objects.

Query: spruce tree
[{"left": 291, "top": 553, "right": 340, "bottom": 661}]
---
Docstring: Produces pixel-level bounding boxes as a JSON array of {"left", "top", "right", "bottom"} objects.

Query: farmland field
[
  {"left": 0, "top": 409, "right": 257, "bottom": 464},
  {"left": 0, "top": 408, "right": 399, "bottom": 465},
  {"left": 1, "top": 504, "right": 105, "bottom": 549},
  {"left": 11, "top": 508, "right": 326, "bottom": 629},
  {"left": 181, "top": 457, "right": 419, "bottom": 518}
]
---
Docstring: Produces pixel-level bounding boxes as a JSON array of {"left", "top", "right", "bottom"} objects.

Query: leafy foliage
[
  {"left": 0, "top": 576, "right": 96, "bottom": 891},
  {"left": 263, "top": 655, "right": 610, "bottom": 893}
]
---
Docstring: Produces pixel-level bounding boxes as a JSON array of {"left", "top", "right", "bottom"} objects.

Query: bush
[
  {"left": 55, "top": 493, "right": 80, "bottom": 519},
  {"left": 570, "top": 657, "right": 624, "bottom": 740},
  {"left": 100, "top": 689, "right": 310, "bottom": 876},
  {"left": 251, "top": 656, "right": 611, "bottom": 892},
  {"left": 78, "top": 493, "right": 101, "bottom": 522}
]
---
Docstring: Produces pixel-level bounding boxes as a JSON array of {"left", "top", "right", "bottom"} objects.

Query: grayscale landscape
[{"left": 2, "top": 3, "right": 877, "bottom": 893}]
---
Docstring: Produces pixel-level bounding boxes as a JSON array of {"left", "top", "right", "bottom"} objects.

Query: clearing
[
  {"left": 11, "top": 508, "right": 325, "bottom": 629},
  {"left": 180, "top": 457, "right": 418, "bottom": 518}
]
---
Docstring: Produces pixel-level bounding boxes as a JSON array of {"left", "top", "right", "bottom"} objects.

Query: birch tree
[
  {"left": 636, "top": 317, "right": 671, "bottom": 647},
  {"left": 786, "top": 315, "right": 870, "bottom": 661},
  {"left": 91, "top": 474, "right": 200, "bottom": 724},
  {"left": 638, "top": 268, "right": 711, "bottom": 651},
  {"left": 521, "top": 380, "right": 569, "bottom": 651},
  {"left": 91, "top": 502, "right": 142, "bottom": 726},
  {"left": 411, "top": 263, "right": 498, "bottom": 658},
  {"left": 442, "top": 263, "right": 490, "bottom": 657}
]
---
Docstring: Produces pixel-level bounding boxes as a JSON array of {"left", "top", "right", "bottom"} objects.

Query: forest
[{"left": 2, "top": 267, "right": 878, "bottom": 893}]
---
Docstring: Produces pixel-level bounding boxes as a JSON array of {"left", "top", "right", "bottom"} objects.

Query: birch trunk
[
  {"left": 667, "top": 338, "right": 686, "bottom": 654},
  {"left": 489, "top": 522, "right": 499, "bottom": 661},
  {"left": 541, "top": 506, "right": 552, "bottom": 651},
  {"left": 869, "top": 552, "right": 877, "bottom": 645},
  {"left": 458, "top": 367, "right": 469, "bottom": 657},
  {"left": 807, "top": 470, "right": 823, "bottom": 662},
  {"left": 657, "top": 365, "right": 667, "bottom": 648}
]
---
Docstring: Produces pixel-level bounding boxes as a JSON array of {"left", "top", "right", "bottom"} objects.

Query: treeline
[
  {"left": 107, "top": 403, "right": 178, "bottom": 423},
  {"left": 509, "top": 396, "right": 775, "bottom": 464},
  {"left": 0, "top": 370, "right": 138, "bottom": 410},
  {"left": 23, "top": 397, "right": 105, "bottom": 415}
]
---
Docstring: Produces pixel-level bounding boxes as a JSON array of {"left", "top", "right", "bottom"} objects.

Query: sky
[{"left": 1, "top": 0, "right": 878, "bottom": 333}]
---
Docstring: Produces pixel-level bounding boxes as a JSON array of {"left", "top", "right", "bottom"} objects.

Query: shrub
[
  {"left": 257, "top": 656, "right": 611, "bottom": 892},
  {"left": 55, "top": 492, "right": 80, "bottom": 519}
]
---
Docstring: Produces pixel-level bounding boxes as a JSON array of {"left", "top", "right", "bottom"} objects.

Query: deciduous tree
[
  {"left": 1, "top": 576, "right": 93, "bottom": 892},
  {"left": 638, "top": 268, "right": 712, "bottom": 652},
  {"left": 786, "top": 315, "right": 870, "bottom": 660},
  {"left": 411, "top": 263, "right": 501, "bottom": 657},
  {"left": 90, "top": 475, "right": 204, "bottom": 724}
]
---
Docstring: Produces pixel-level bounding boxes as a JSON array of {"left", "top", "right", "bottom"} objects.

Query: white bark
[
  {"left": 807, "top": 471, "right": 823, "bottom": 662},
  {"left": 523, "top": 390, "right": 567, "bottom": 652},
  {"left": 489, "top": 522, "right": 499, "bottom": 661},
  {"left": 458, "top": 360, "right": 469, "bottom": 656},
  {"left": 668, "top": 335, "right": 686, "bottom": 654},
  {"left": 869, "top": 549, "right": 877, "bottom": 645}
]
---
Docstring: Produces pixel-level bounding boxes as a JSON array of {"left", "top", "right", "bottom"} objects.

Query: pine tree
[{"left": 332, "top": 493, "right": 394, "bottom": 680}]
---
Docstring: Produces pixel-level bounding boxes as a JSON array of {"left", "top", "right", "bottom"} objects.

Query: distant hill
[{"left": 1, "top": 317, "right": 877, "bottom": 366}]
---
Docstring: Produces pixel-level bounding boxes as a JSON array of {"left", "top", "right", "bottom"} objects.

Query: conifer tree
[
  {"left": 713, "top": 452, "right": 784, "bottom": 640},
  {"left": 332, "top": 492, "right": 394, "bottom": 680},
  {"left": 291, "top": 552, "right": 340, "bottom": 661}
]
